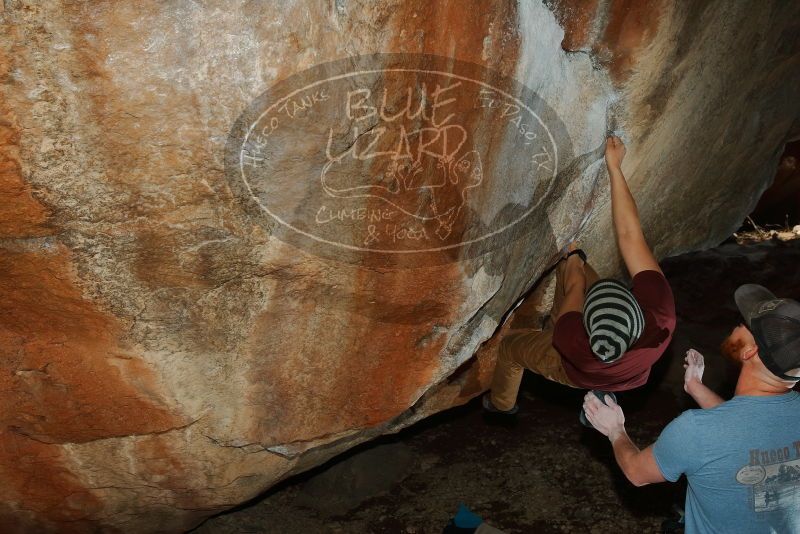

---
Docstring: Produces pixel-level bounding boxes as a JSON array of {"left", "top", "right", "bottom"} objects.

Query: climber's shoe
[{"left": 481, "top": 392, "right": 519, "bottom": 415}]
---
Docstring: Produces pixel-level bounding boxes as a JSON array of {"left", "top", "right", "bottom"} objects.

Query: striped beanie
[{"left": 583, "top": 278, "right": 645, "bottom": 363}]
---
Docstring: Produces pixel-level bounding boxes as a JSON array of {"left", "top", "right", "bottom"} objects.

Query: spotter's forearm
[{"left": 686, "top": 380, "right": 724, "bottom": 409}]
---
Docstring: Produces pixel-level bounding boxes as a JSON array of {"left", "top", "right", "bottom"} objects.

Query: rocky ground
[{"left": 194, "top": 237, "right": 800, "bottom": 534}]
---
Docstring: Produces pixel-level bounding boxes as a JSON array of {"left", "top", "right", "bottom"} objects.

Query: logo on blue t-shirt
[{"left": 736, "top": 441, "right": 800, "bottom": 514}]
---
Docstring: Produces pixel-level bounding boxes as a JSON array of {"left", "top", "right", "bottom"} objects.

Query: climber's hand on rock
[{"left": 605, "top": 135, "right": 626, "bottom": 171}]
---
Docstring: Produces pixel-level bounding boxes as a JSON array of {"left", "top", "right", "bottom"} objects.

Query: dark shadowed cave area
[{"left": 748, "top": 140, "right": 800, "bottom": 229}]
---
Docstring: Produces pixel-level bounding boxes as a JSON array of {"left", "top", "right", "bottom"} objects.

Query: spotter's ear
[{"left": 742, "top": 345, "right": 759, "bottom": 361}]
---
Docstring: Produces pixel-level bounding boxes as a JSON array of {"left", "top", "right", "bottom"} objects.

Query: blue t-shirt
[{"left": 653, "top": 392, "right": 800, "bottom": 534}]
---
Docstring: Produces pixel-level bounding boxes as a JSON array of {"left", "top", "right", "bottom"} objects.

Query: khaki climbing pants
[{"left": 489, "top": 258, "right": 600, "bottom": 411}]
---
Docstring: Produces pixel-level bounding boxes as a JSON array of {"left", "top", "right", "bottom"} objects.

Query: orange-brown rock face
[
  {"left": 1, "top": 1, "right": 799, "bottom": 531},
  {"left": 549, "top": 0, "right": 666, "bottom": 83}
]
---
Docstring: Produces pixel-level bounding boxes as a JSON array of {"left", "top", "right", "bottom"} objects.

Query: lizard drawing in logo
[{"left": 321, "top": 123, "right": 483, "bottom": 240}]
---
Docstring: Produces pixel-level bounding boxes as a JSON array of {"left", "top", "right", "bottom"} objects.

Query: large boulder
[{"left": 1, "top": 0, "right": 798, "bottom": 531}]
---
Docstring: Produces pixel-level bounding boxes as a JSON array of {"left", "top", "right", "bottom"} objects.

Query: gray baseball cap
[{"left": 734, "top": 284, "right": 800, "bottom": 380}]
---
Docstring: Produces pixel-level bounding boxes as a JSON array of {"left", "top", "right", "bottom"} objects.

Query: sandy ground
[{"left": 194, "top": 238, "right": 800, "bottom": 534}]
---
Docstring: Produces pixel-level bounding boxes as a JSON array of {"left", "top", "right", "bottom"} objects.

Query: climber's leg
[
  {"left": 545, "top": 255, "right": 599, "bottom": 328},
  {"left": 489, "top": 326, "right": 577, "bottom": 410},
  {"left": 489, "top": 256, "right": 594, "bottom": 411}
]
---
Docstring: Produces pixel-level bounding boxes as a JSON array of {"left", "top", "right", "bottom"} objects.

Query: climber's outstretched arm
[{"left": 605, "top": 136, "right": 662, "bottom": 277}]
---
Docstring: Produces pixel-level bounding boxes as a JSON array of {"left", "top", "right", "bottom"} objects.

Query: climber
[
  {"left": 483, "top": 135, "right": 676, "bottom": 415},
  {"left": 582, "top": 284, "right": 800, "bottom": 533}
]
